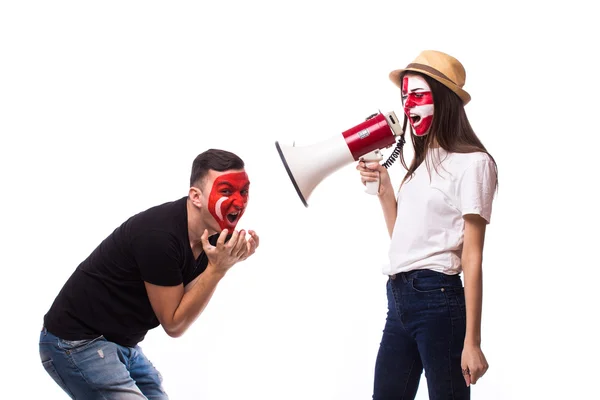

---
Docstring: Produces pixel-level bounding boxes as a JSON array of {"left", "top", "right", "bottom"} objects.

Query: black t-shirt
[{"left": 43, "top": 196, "right": 210, "bottom": 347}]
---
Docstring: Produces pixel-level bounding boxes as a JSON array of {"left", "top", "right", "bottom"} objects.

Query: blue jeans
[
  {"left": 39, "top": 327, "right": 168, "bottom": 399},
  {"left": 373, "top": 270, "right": 470, "bottom": 400}
]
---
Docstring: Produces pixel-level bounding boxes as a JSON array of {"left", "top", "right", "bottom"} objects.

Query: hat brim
[{"left": 389, "top": 68, "right": 471, "bottom": 105}]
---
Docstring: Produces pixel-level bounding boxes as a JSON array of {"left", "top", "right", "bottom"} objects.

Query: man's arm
[
  {"left": 145, "top": 229, "right": 258, "bottom": 338},
  {"left": 145, "top": 268, "right": 225, "bottom": 337}
]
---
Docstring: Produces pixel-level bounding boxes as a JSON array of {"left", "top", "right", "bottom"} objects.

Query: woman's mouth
[{"left": 410, "top": 114, "right": 421, "bottom": 126}]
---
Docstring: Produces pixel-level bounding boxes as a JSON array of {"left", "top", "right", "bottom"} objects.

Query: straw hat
[{"left": 389, "top": 50, "right": 471, "bottom": 105}]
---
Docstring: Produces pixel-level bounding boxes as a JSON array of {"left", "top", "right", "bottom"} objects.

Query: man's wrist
[{"left": 204, "top": 263, "right": 227, "bottom": 280}]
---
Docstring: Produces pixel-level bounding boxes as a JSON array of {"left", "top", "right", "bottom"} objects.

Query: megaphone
[{"left": 275, "top": 110, "right": 405, "bottom": 207}]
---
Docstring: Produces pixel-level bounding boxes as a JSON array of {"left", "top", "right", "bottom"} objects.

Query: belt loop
[{"left": 401, "top": 272, "right": 409, "bottom": 283}]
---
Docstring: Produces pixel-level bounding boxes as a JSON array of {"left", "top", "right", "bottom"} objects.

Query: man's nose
[{"left": 231, "top": 194, "right": 244, "bottom": 208}]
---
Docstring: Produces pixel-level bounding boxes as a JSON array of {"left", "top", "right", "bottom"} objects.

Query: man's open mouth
[{"left": 226, "top": 211, "right": 240, "bottom": 223}]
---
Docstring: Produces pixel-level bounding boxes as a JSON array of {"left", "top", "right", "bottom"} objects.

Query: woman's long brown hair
[{"left": 398, "top": 72, "right": 498, "bottom": 188}]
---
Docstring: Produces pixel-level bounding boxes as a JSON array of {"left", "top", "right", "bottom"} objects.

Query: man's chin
[
  {"left": 208, "top": 231, "right": 233, "bottom": 245},
  {"left": 217, "top": 223, "right": 238, "bottom": 233}
]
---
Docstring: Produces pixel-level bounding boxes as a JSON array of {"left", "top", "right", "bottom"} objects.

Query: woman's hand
[
  {"left": 356, "top": 161, "right": 392, "bottom": 196},
  {"left": 461, "top": 344, "right": 489, "bottom": 386}
]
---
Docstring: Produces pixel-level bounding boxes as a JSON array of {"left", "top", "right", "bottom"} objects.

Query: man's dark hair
[{"left": 190, "top": 149, "right": 245, "bottom": 187}]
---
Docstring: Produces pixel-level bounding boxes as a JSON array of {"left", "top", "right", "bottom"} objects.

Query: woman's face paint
[
  {"left": 207, "top": 171, "right": 250, "bottom": 231},
  {"left": 402, "top": 74, "right": 434, "bottom": 136}
]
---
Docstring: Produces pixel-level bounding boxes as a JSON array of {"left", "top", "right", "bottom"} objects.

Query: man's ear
[{"left": 188, "top": 186, "right": 203, "bottom": 208}]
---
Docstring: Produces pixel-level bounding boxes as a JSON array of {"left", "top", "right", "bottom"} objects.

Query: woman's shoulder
[
  {"left": 445, "top": 150, "right": 493, "bottom": 166},
  {"left": 440, "top": 151, "right": 495, "bottom": 177}
]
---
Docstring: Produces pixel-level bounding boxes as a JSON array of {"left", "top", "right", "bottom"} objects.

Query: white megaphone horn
[{"left": 275, "top": 110, "right": 405, "bottom": 207}]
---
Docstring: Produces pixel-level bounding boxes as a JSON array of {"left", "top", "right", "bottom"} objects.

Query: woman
[{"left": 357, "top": 50, "right": 498, "bottom": 400}]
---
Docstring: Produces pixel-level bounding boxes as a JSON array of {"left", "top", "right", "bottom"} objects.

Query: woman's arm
[
  {"left": 461, "top": 213, "right": 490, "bottom": 386},
  {"left": 356, "top": 161, "right": 397, "bottom": 237},
  {"left": 378, "top": 186, "right": 398, "bottom": 238}
]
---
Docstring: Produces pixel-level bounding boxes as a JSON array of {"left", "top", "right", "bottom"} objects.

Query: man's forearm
[{"left": 168, "top": 267, "right": 225, "bottom": 337}]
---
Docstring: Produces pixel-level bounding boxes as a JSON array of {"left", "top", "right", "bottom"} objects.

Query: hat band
[{"left": 406, "top": 63, "right": 455, "bottom": 85}]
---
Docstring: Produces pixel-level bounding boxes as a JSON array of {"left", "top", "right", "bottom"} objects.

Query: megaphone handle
[
  {"left": 361, "top": 149, "right": 383, "bottom": 196},
  {"left": 365, "top": 177, "right": 379, "bottom": 195}
]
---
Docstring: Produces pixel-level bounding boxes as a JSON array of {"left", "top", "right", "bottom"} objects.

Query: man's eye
[
  {"left": 241, "top": 190, "right": 249, "bottom": 196},
  {"left": 221, "top": 190, "right": 232, "bottom": 195}
]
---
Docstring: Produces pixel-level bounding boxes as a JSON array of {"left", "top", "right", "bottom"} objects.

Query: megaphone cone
[
  {"left": 275, "top": 111, "right": 404, "bottom": 207},
  {"left": 275, "top": 134, "right": 355, "bottom": 207}
]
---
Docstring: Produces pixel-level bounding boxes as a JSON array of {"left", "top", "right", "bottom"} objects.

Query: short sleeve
[
  {"left": 457, "top": 159, "right": 497, "bottom": 223},
  {"left": 131, "top": 230, "right": 184, "bottom": 286}
]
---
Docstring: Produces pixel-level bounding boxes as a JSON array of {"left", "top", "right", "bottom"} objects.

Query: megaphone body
[{"left": 275, "top": 110, "right": 404, "bottom": 207}]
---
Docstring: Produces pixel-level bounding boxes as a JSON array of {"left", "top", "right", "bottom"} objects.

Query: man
[{"left": 39, "top": 148, "right": 259, "bottom": 399}]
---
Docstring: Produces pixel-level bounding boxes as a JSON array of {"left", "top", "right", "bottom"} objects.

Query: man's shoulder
[
  {"left": 111, "top": 197, "right": 188, "bottom": 250},
  {"left": 127, "top": 197, "right": 187, "bottom": 227},
  {"left": 135, "top": 196, "right": 187, "bottom": 218}
]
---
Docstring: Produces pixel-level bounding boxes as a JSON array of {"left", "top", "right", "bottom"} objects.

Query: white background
[{"left": 1, "top": 1, "right": 598, "bottom": 399}]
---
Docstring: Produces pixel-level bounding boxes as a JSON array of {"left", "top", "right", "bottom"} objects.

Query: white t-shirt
[{"left": 385, "top": 148, "right": 497, "bottom": 276}]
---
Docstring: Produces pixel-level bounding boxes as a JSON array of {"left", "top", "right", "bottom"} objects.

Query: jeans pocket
[
  {"left": 42, "top": 359, "right": 74, "bottom": 398},
  {"left": 58, "top": 335, "right": 105, "bottom": 352},
  {"left": 411, "top": 274, "right": 463, "bottom": 293}
]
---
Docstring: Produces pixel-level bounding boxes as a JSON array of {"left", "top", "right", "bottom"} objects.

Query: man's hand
[
  {"left": 200, "top": 229, "right": 251, "bottom": 275},
  {"left": 461, "top": 343, "right": 489, "bottom": 386},
  {"left": 239, "top": 230, "right": 259, "bottom": 262}
]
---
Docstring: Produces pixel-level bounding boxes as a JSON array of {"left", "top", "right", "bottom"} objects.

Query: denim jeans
[
  {"left": 39, "top": 327, "right": 168, "bottom": 399},
  {"left": 373, "top": 269, "right": 470, "bottom": 400}
]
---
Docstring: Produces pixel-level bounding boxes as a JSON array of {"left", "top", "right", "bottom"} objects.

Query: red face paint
[
  {"left": 208, "top": 171, "right": 250, "bottom": 231},
  {"left": 402, "top": 75, "right": 434, "bottom": 136}
]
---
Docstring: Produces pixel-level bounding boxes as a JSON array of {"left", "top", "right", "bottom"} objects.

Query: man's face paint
[
  {"left": 207, "top": 171, "right": 250, "bottom": 231},
  {"left": 402, "top": 74, "right": 434, "bottom": 136}
]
